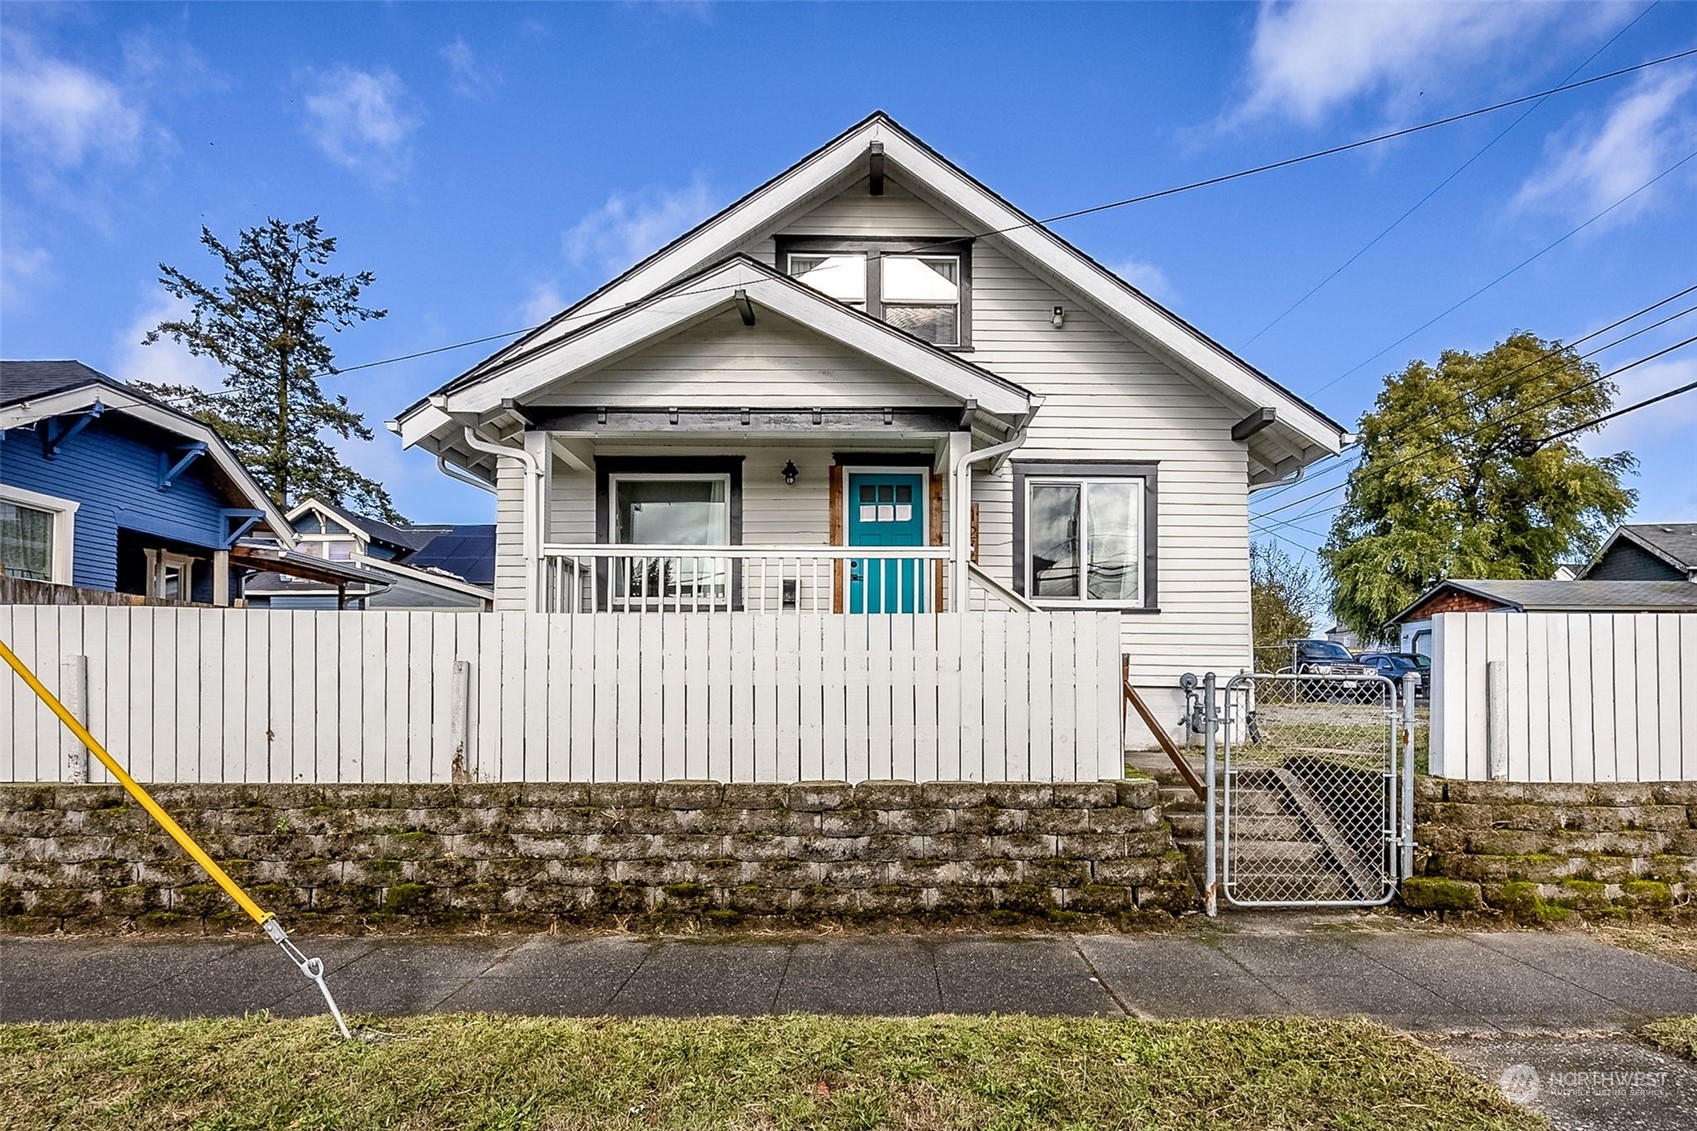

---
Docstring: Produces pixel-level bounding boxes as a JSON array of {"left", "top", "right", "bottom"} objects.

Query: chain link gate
[{"left": 1197, "top": 672, "right": 1416, "bottom": 912}]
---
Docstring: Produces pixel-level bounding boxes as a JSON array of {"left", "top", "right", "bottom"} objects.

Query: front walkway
[{"left": 5, "top": 918, "right": 1694, "bottom": 1030}]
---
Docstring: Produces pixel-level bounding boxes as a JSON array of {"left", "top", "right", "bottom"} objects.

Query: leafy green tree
[
  {"left": 134, "top": 217, "right": 402, "bottom": 521},
  {"left": 1250, "top": 540, "right": 1324, "bottom": 671},
  {"left": 1322, "top": 331, "right": 1635, "bottom": 644}
]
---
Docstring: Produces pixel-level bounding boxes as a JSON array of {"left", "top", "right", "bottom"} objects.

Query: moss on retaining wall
[
  {"left": 1410, "top": 778, "right": 1697, "bottom": 922},
  {"left": 0, "top": 780, "right": 1194, "bottom": 931}
]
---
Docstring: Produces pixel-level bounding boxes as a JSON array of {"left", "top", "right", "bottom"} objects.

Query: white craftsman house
[{"left": 393, "top": 113, "right": 1346, "bottom": 749}]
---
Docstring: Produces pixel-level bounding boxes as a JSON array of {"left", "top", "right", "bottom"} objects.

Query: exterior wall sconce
[
  {"left": 781, "top": 459, "right": 799, "bottom": 486},
  {"left": 1051, "top": 305, "right": 1065, "bottom": 329}
]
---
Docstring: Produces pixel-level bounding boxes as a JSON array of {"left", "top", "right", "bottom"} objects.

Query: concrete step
[{"left": 1171, "top": 813, "right": 1306, "bottom": 840}]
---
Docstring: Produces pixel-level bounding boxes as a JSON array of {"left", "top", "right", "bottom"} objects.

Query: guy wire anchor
[{"left": 0, "top": 636, "right": 356, "bottom": 1041}]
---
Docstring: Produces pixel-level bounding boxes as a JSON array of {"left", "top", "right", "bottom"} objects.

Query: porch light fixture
[
  {"left": 1051, "top": 305, "right": 1065, "bottom": 329},
  {"left": 781, "top": 460, "right": 799, "bottom": 486}
]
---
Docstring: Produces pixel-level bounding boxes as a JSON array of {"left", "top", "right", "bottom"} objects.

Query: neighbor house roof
[
  {"left": 396, "top": 112, "right": 1345, "bottom": 478},
  {"left": 1391, "top": 579, "right": 1697, "bottom": 624},
  {"left": 283, "top": 497, "right": 497, "bottom": 589},
  {"left": 0, "top": 360, "right": 294, "bottom": 546},
  {"left": 1579, "top": 523, "right": 1697, "bottom": 579}
]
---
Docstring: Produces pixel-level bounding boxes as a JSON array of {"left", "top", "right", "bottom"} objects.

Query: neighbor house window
[
  {"left": 779, "top": 237, "right": 972, "bottom": 348},
  {"left": 1011, "top": 462, "right": 1159, "bottom": 610},
  {"left": 0, "top": 486, "right": 78, "bottom": 584}
]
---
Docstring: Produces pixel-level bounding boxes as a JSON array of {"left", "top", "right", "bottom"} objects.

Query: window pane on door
[
  {"left": 1028, "top": 483, "right": 1079, "bottom": 597},
  {"left": 1085, "top": 481, "right": 1139, "bottom": 601},
  {"left": 0, "top": 502, "right": 54, "bottom": 581}
]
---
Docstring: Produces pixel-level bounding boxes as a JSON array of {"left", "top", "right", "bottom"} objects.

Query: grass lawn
[{"left": 0, "top": 1013, "right": 1543, "bottom": 1131}]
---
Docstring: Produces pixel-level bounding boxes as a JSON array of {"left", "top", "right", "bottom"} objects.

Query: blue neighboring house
[{"left": 0, "top": 360, "right": 305, "bottom": 604}]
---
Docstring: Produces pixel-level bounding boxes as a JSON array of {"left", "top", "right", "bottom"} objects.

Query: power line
[
  {"left": 1241, "top": 3, "right": 1664, "bottom": 348},
  {"left": 1250, "top": 287, "right": 1697, "bottom": 504},
  {"left": 1308, "top": 146, "right": 1697, "bottom": 397},
  {"left": 148, "top": 44, "right": 1697, "bottom": 405},
  {"left": 1540, "top": 377, "right": 1697, "bottom": 444},
  {"left": 1251, "top": 335, "right": 1697, "bottom": 526}
]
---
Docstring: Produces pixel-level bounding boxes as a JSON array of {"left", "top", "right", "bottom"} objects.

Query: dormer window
[{"left": 779, "top": 236, "right": 972, "bottom": 349}]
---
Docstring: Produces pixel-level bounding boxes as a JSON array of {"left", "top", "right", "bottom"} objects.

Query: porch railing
[{"left": 539, "top": 544, "right": 953, "bottom": 614}]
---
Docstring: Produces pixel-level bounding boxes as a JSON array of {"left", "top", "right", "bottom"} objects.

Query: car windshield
[
  {"left": 1376, "top": 656, "right": 1416, "bottom": 672},
  {"left": 1306, "top": 642, "right": 1353, "bottom": 661}
]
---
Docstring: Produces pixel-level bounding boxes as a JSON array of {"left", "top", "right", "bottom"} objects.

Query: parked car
[
  {"left": 1284, "top": 639, "right": 1376, "bottom": 700},
  {"left": 1355, "top": 651, "right": 1425, "bottom": 696}
]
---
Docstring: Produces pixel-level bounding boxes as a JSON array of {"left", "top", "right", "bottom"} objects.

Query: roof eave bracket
[
  {"left": 159, "top": 442, "right": 209, "bottom": 490},
  {"left": 868, "top": 142, "right": 885, "bottom": 196},
  {"left": 43, "top": 399, "right": 105, "bottom": 459}
]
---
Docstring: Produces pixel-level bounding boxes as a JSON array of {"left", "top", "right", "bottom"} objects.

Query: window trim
[
  {"left": 594, "top": 455, "right": 744, "bottom": 610},
  {"left": 776, "top": 235, "right": 973, "bottom": 350},
  {"left": 0, "top": 483, "right": 79, "bottom": 585},
  {"left": 1010, "top": 460, "right": 1159, "bottom": 612}
]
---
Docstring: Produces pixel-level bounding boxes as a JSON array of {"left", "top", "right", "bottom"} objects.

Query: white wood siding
[
  {"left": 0, "top": 606, "right": 1122, "bottom": 784},
  {"left": 1431, "top": 611, "right": 1697, "bottom": 781},
  {"left": 494, "top": 457, "right": 527, "bottom": 609},
  {"left": 767, "top": 176, "right": 1253, "bottom": 689},
  {"left": 531, "top": 308, "right": 956, "bottom": 408}
]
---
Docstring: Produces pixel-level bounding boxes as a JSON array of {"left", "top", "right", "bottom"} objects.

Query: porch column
[
  {"left": 947, "top": 430, "right": 972, "bottom": 610},
  {"left": 524, "top": 430, "right": 551, "bottom": 613},
  {"left": 212, "top": 549, "right": 231, "bottom": 606}
]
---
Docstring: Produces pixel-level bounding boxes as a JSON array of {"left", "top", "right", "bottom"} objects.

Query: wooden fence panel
[
  {"left": 1431, "top": 612, "right": 1696, "bottom": 781},
  {"left": 0, "top": 606, "right": 1124, "bottom": 784}
]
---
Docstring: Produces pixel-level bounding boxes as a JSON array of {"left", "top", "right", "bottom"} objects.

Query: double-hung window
[
  {"left": 1012, "top": 462, "right": 1158, "bottom": 609},
  {"left": 779, "top": 237, "right": 972, "bottom": 349},
  {"left": 0, "top": 485, "right": 78, "bottom": 584}
]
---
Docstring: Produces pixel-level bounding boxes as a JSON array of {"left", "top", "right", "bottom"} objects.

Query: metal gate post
[
  {"left": 1401, "top": 673, "right": 1417, "bottom": 880},
  {"left": 1202, "top": 671, "right": 1218, "bottom": 917}
]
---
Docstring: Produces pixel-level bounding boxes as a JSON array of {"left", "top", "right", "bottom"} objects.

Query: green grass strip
[{"left": 0, "top": 1013, "right": 1544, "bottom": 1130}]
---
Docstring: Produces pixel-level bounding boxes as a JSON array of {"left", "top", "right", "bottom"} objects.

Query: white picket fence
[
  {"left": 0, "top": 605, "right": 1125, "bottom": 784},
  {"left": 1432, "top": 611, "right": 1697, "bottom": 781}
]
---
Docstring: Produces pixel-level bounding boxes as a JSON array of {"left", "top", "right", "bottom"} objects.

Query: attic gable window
[{"left": 778, "top": 236, "right": 972, "bottom": 349}]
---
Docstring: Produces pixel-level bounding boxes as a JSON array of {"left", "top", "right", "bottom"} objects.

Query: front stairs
[{"left": 1127, "top": 747, "right": 1370, "bottom": 905}]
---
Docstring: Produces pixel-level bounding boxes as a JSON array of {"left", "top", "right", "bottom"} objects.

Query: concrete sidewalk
[{"left": 5, "top": 921, "right": 1695, "bottom": 1031}]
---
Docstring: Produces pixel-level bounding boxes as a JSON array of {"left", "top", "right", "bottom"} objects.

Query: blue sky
[{"left": 3, "top": 1, "right": 1694, "bottom": 568}]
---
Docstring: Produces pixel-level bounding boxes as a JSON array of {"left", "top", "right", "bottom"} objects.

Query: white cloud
[
  {"left": 0, "top": 33, "right": 144, "bottom": 170},
  {"left": 440, "top": 37, "right": 499, "bottom": 99},
  {"left": 1234, "top": 0, "right": 1570, "bottom": 125},
  {"left": 1515, "top": 68, "right": 1697, "bottom": 226},
  {"left": 562, "top": 177, "right": 715, "bottom": 273},
  {"left": 0, "top": 237, "right": 53, "bottom": 312},
  {"left": 1106, "top": 257, "right": 1177, "bottom": 305},
  {"left": 518, "top": 281, "right": 566, "bottom": 327},
  {"left": 299, "top": 66, "right": 420, "bottom": 183},
  {"left": 110, "top": 293, "right": 228, "bottom": 392}
]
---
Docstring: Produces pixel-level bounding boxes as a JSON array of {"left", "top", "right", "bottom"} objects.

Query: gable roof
[
  {"left": 1392, "top": 578, "right": 1697, "bottom": 624},
  {"left": 0, "top": 360, "right": 294, "bottom": 546},
  {"left": 288, "top": 496, "right": 495, "bottom": 588},
  {"left": 398, "top": 112, "right": 1344, "bottom": 469},
  {"left": 1580, "top": 523, "right": 1697, "bottom": 578},
  {"left": 400, "top": 253, "right": 1037, "bottom": 451}
]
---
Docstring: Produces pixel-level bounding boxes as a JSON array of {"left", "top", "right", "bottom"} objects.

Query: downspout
[
  {"left": 438, "top": 453, "right": 496, "bottom": 494},
  {"left": 949, "top": 419, "right": 1032, "bottom": 609},
  {"left": 460, "top": 425, "right": 544, "bottom": 612}
]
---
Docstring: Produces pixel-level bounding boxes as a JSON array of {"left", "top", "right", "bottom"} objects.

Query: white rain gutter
[
  {"left": 949, "top": 425, "right": 1031, "bottom": 608},
  {"left": 460, "top": 425, "right": 544, "bottom": 611}
]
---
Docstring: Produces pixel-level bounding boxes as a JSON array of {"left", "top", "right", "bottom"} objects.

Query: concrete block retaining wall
[
  {"left": 1406, "top": 777, "right": 1697, "bottom": 920},
  {"left": 0, "top": 780, "right": 1194, "bottom": 930}
]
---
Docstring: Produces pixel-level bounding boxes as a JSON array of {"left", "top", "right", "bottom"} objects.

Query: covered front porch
[{"left": 404, "top": 256, "right": 1041, "bottom": 616}]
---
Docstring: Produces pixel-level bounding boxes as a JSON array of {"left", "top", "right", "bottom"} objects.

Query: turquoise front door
[{"left": 846, "top": 472, "right": 926, "bottom": 613}]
